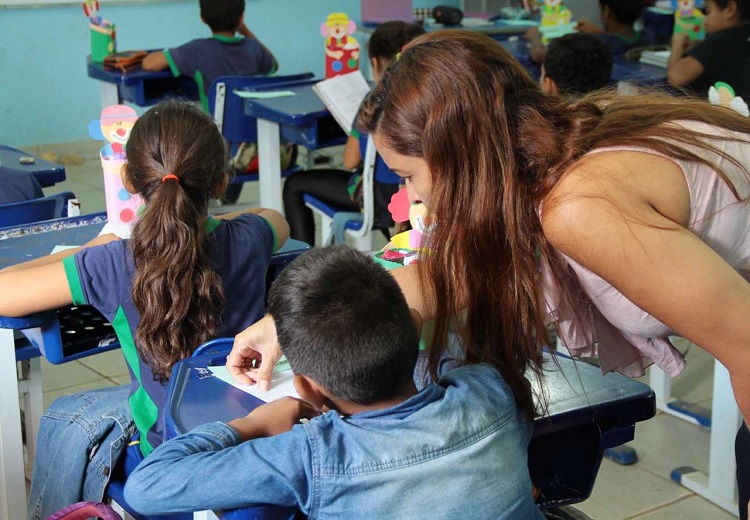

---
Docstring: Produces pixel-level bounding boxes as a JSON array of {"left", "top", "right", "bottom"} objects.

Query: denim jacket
[
  {"left": 27, "top": 385, "right": 136, "bottom": 520},
  {"left": 125, "top": 364, "right": 544, "bottom": 519}
]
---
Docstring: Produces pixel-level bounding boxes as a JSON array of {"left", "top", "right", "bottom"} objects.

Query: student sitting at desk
[
  {"left": 668, "top": 0, "right": 750, "bottom": 102},
  {"left": 282, "top": 21, "right": 424, "bottom": 245},
  {"left": 0, "top": 101, "right": 289, "bottom": 519},
  {"left": 0, "top": 168, "right": 44, "bottom": 205},
  {"left": 124, "top": 246, "right": 544, "bottom": 519},
  {"left": 540, "top": 32, "right": 614, "bottom": 98},
  {"left": 526, "top": 0, "right": 655, "bottom": 62}
]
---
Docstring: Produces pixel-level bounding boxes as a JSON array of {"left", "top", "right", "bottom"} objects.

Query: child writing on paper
[
  {"left": 124, "top": 246, "right": 544, "bottom": 519},
  {"left": 668, "top": 0, "right": 750, "bottom": 102},
  {"left": 282, "top": 21, "right": 425, "bottom": 245},
  {"left": 0, "top": 100, "right": 289, "bottom": 519},
  {"left": 526, "top": 0, "right": 654, "bottom": 62}
]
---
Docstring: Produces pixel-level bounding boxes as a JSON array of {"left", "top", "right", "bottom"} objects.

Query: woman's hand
[{"left": 227, "top": 315, "right": 283, "bottom": 390}]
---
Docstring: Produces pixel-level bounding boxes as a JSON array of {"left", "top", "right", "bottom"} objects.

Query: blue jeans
[{"left": 27, "top": 385, "right": 136, "bottom": 520}]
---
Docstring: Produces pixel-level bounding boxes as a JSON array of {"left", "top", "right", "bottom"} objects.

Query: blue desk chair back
[
  {"left": 0, "top": 191, "right": 76, "bottom": 229},
  {"left": 208, "top": 73, "right": 313, "bottom": 186}
]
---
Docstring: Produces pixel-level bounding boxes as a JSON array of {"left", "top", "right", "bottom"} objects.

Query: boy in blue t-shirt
[
  {"left": 125, "top": 246, "right": 544, "bottom": 519},
  {"left": 0, "top": 168, "right": 44, "bottom": 205},
  {"left": 142, "top": 0, "right": 278, "bottom": 113},
  {"left": 576, "top": 0, "right": 656, "bottom": 56}
]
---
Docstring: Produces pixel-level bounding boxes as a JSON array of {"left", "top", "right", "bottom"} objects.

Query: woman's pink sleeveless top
[{"left": 542, "top": 121, "right": 750, "bottom": 376}]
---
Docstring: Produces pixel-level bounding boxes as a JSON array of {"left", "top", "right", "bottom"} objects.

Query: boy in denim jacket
[{"left": 125, "top": 246, "right": 543, "bottom": 519}]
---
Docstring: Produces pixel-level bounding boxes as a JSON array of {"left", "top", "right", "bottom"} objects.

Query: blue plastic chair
[
  {"left": 208, "top": 73, "right": 314, "bottom": 185},
  {"left": 0, "top": 191, "right": 76, "bottom": 229}
]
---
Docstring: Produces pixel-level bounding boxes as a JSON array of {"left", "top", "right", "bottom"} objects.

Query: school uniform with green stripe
[
  {"left": 164, "top": 35, "right": 277, "bottom": 113},
  {"left": 63, "top": 214, "right": 278, "bottom": 457}
]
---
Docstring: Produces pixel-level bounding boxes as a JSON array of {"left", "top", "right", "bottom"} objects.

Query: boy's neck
[
  {"left": 212, "top": 30, "right": 238, "bottom": 38},
  {"left": 606, "top": 21, "right": 636, "bottom": 39},
  {"left": 330, "top": 382, "right": 419, "bottom": 416}
]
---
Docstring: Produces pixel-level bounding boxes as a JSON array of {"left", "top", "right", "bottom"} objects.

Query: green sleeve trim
[
  {"left": 62, "top": 256, "right": 86, "bottom": 305},
  {"left": 205, "top": 215, "right": 221, "bottom": 233},
  {"left": 163, "top": 49, "right": 180, "bottom": 78},
  {"left": 350, "top": 128, "right": 360, "bottom": 139},
  {"left": 194, "top": 70, "right": 210, "bottom": 113},
  {"left": 261, "top": 216, "right": 279, "bottom": 252}
]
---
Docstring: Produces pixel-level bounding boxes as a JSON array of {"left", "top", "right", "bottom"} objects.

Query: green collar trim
[{"left": 212, "top": 34, "right": 243, "bottom": 43}]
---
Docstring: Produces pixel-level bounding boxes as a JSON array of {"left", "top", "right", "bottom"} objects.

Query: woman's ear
[{"left": 212, "top": 172, "right": 231, "bottom": 198}]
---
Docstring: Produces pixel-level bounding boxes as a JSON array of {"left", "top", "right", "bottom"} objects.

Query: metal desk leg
[
  {"left": 0, "top": 327, "right": 28, "bottom": 520},
  {"left": 256, "top": 118, "right": 283, "bottom": 212},
  {"left": 18, "top": 358, "right": 43, "bottom": 476},
  {"left": 99, "top": 81, "right": 120, "bottom": 110},
  {"left": 674, "top": 361, "right": 740, "bottom": 515}
]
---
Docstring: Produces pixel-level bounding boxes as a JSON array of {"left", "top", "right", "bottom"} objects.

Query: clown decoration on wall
[{"left": 321, "top": 13, "right": 360, "bottom": 79}]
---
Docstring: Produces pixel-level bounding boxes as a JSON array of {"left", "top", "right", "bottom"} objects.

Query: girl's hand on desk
[
  {"left": 228, "top": 314, "right": 283, "bottom": 390},
  {"left": 228, "top": 397, "right": 319, "bottom": 440}
]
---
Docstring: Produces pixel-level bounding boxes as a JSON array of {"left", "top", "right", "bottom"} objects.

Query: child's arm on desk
[
  {"left": 0, "top": 233, "right": 119, "bottom": 317},
  {"left": 228, "top": 397, "right": 319, "bottom": 440},
  {"left": 667, "top": 33, "right": 704, "bottom": 86},
  {"left": 142, "top": 51, "right": 169, "bottom": 71}
]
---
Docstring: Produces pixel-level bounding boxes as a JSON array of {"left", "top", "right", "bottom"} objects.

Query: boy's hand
[
  {"left": 228, "top": 397, "right": 320, "bottom": 440},
  {"left": 670, "top": 32, "right": 690, "bottom": 56},
  {"left": 523, "top": 26, "right": 541, "bottom": 42},
  {"left": 228, "top": 315, "right": 283, "bottom": 390},
  {"left": 575, "top": 20, "right": 604, "bottom": 34}
]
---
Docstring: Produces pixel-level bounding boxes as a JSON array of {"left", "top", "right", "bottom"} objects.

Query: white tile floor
[{"left": 18, "top": 143, "right": 739, "bottom": 519}]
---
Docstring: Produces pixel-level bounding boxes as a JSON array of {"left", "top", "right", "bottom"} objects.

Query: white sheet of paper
[
  {"left": 51, "top": 245, "right": 79, "bottom": 254},
  {"left": 232, "top": 89, "right": 296, "bottom": 99},
  {"left": 208, "top": 364, "right": 300, "bottom": 402}
]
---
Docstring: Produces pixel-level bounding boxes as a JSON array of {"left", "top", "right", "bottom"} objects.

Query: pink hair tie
[{"left": 162, "top": 174, "right": 179, "bottom": 183}]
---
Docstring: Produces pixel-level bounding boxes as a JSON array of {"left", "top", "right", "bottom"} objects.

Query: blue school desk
[
  {"left": 87, "top": 57, "right": 200, "bottom": 109},
  {"left": 243, "top": 79, "right": 348, "bottom": 212},
  {"left": 0, "top": 144, "right": 66, "bottom": 188},
  {"left": 0, "top": 212, "right": 309, "bottom": 520},
  {"left": 163, "top": 348, "right": 655, "bottom": 518}
]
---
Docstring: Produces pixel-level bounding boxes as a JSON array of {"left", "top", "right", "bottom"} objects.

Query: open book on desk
[{"left": 312, "top": 70, "right": 371, "bottom": 135}]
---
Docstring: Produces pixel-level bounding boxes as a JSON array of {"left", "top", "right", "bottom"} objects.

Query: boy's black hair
[
  {"left": 267, "top": 246, "right": 419, "bottom": 406},
  {"left": 599, "top": 0, "right": 645, "bottom": 26},
  {"left": 367, "top": 21, "right": 426, "bottom": 61},
  {"left": 712, "top": 0, "right": 750, "bottom": 21},
  {"left": 199, "top": 0, "right": 244, "bottom": 33},
  {"left": 544, "top": 33, "right": 613, "bottom": 97}
]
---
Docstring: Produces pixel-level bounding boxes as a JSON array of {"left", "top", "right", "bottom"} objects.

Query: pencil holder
[
  {"left": 90, "top": 23, "right": 116, "bottom": 62},
  {"left": 100, "top": 154, "right": 143, "bottom": 226}
]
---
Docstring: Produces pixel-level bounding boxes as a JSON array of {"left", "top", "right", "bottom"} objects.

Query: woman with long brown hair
[{"left": 227, "top": 31, "right": 750, "bottom": 517}]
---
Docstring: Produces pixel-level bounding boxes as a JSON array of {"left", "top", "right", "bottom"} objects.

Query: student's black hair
[
  {"left": 599, "top": 0, "right": 645, "bottom": 25},
  {"left": 544, "top": 32, "right": 613, "bottom": 97},
  {"left": 199, "top": 0, "right": 244, "bottom": 33},
  {"left": 367, "top": 21, "right": 426, "bottom": 61},
  {"left": 267, "top": 246, "right": 420, "bottom": 405},
  {"left": 712, "top": 0, "right": 750, "bottom": 21}
]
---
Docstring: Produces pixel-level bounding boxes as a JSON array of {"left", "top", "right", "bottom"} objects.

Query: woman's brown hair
[
  {"left": 125, "top": 100, "right": 228, "bottom": 381},
  {"left": 358, "top": 30, "right": 750, "bottom": 417}
]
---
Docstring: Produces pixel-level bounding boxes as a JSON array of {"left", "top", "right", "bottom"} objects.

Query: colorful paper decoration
[
  {"left": 88, "top": 105, "right": 144, "bottom": 226},
  {"left": 384, "top": 187, "right": 428, "bottom": 265},
  {"left": 673, "top": 0, "right": 705, "bottom": 41},
  {"left": 709, "top": 82, "right": 749, "bottom": 117},
  {"left": 541, "top": 0, "right": 572, "bottom": 27},
  {"left": 320, "top": 13, "right": 361, "bottom": 79}
]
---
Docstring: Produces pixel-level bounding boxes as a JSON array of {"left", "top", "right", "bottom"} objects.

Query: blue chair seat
[
  {"left": 302, "top": 194, "right": 364, "bottom": 231},
  {"left": 0, "top": 191, "right": 76, "bottom": 229}
]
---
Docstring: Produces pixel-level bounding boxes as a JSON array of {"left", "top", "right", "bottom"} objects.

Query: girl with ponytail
[{"left": 0, "top": 100, "right": 289, "bottom": 460}]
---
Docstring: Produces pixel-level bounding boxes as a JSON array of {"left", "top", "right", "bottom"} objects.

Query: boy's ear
[
  {"left": 726, "top": 1, "right": 739, "bottom": 20},
  {"left": 293, "top": 375, "right": 328, "bottom": 412},
  {"left": 211, "top": 172, "right": 231, "bottom": 198},
  {"left": 541, "top": 76, "right": 560, "bottom": 96}
]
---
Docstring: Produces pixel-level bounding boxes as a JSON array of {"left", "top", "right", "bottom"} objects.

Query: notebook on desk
[{"left": 103, "top": 50, "right": 147, "bottom": 72}]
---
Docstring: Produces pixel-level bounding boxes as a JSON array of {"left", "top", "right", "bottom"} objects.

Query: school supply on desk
[
  {"left": 208, "top": 357, "right": 300, "bottom": 402},
  {"left": 232, "top": 89, "right": 296, "bottom": 99},
  {"left": 103, "top": 51, "right": 147, "bottom": 73},
  {"left": 639, "top": 49, "right": 671, "bottom": 67},
  {"left": 321, "top": 13, "right": 360, "bottom": 78},
  {"left": 312, "top": 70, "right": 370, "bottom": 135},
  {"left": 84, "top": 0, "right": 116, "bottom": 62}
]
